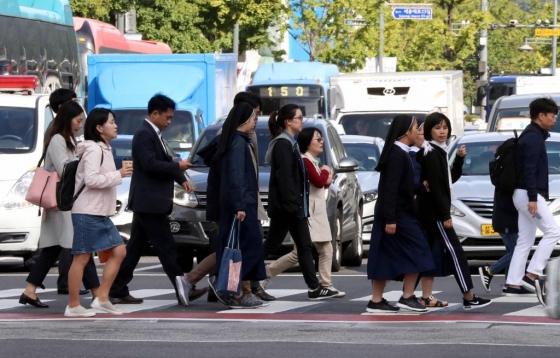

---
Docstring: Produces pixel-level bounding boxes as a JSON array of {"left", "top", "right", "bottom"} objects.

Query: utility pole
[
  {"left": 379, "top": 3, "right": 384, "bottom": 73},
  {"left": 553, "top": 0, "right": 558, "bottom": 75},
  {"left": 478, "top": 0, "right": 489, "bottom": 119}
]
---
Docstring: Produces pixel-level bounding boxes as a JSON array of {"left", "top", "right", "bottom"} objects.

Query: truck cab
[
  {"left": 330, "top": 71, "right": 464, "bottom": 139},
  {"left": 0, "top": 76, "right": 55, "bottom": 263},
  {"left": 87, "top": 53, "right": 238, "bottom": 159},
  {"left": 247, "top": 62, "right": 339, "bottom": 119}
]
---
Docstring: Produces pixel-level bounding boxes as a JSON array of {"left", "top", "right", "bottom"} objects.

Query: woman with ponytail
[{"left": 263, "top": 104, "right": 338, "bottom": 300}]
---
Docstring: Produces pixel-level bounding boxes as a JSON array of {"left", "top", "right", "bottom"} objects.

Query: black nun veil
[
  {"left": 375, "top": 114, "right": 415, "bottom": 172},
  {"left": 213, "top": 102, "right": 255, "bottom": 161}
]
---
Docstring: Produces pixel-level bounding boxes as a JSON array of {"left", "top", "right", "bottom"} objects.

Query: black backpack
[
  {"left": 56, "top": 147, "right": 104, "bottom": 211},
  {"left": 489, "top": 129, "right": 523, "bottom": 191}
]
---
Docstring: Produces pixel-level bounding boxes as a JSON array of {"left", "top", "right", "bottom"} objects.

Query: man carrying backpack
[{"left": 508, "top": 97, "right": 559, "bottom": 306}]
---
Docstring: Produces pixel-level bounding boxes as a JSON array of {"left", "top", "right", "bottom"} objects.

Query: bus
[
  {"left": 0, "top": 0, "right": 83, "bottom": 100},
  {"left": 73, "top": 17, "right": 172, "bottom": 107},
  {"left": 246, "top": 62, "right": 340, "bottom": 119}
]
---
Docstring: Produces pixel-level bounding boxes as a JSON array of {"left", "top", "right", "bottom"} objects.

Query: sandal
[{"left": 420, "top": 295, "right": 448, "bottom": 307}]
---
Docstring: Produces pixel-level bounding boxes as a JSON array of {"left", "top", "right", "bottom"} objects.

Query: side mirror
[
  {"left": 336, "top": 157, "right": 359, "bottom": 173},
  {"left": 476, "top": 86, "right": 486, "bottom": 107},
  {"left": 446, "top": 135, "right": 457, "bottom": 145}
]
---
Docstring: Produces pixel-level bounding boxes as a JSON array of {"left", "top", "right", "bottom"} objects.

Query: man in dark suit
[{"left": 109, "top": 94, "right": 206, "bottom": 305}]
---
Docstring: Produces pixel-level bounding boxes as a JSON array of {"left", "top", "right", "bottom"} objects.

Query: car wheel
[
  {"left": 331, "top": 209, "right": 342, "bottom": 272},
  {"left": 342, "top": 210, "right": 363, "bottom": 266}
]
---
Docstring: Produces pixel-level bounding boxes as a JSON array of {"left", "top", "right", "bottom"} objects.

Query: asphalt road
[{"left": 1, "top": 256, "right": 560, "bottom": 358}]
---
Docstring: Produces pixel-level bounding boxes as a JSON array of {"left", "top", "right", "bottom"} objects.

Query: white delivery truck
[
  {"left": 330, "top": 71, "right": 464, "bottom": 140},
  {"left": 0, "top": 76, "right": 55, "bottom": 265},
  {"left": 515, "top": 76, "right": 560, "bottom": 95}
]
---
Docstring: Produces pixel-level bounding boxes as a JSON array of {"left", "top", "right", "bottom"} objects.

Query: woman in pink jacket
[{"left": 65, "top": 108, "right": 133, "bottom": 317}]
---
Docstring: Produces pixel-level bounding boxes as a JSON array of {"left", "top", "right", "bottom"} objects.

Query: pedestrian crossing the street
[{"left": 0, "top": 287, "right": 549, "bottom": 318}]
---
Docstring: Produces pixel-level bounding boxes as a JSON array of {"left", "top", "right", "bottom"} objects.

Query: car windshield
[
  {"left": 112, "top": 109, "right": 195, "bottom": 152},
  {"left": 190, "top": 126, "right": 327, "bottom": 167},
  {"left": 449, "top": 140, "right": 560, "bottom": 175},
  {"left": 340, "top": 113, "right": 426, "bottom": 139},
  {"left": 0, "top": 107, "right": 36, "bottom": 153},
  {"left": 342, "top": 142, "right": 381, "bottom": 171},
  {"left": 492, "top": 107, "right": 560, "bottom": 132}
]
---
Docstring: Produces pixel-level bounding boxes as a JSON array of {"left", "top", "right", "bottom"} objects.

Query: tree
[
  {"left": 135, "top": 0, "right": 212, "bottom": 53},
  {"left": 194, "top": 0, "right": 286, "bottom": 53},
  {"left": 287, "top": 0, "right": 380, "bottom": 70},
  {"left": 69, "top": 0, "right": 131, "bottom": 22},
  {"left": 437, "top": 0, "right": 468, "bottom": 30}
]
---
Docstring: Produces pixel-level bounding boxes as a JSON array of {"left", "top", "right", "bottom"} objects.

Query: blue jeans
[{"left": 489, "top": 232, "right": 519, "bottom": 275}]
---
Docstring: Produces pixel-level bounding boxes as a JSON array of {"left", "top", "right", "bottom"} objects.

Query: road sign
[
  {"left": 535, "top": 28, "right": 560, "bottom": 37},
  {"left": 392, "top": 7, "right": 432, "bottom": 20}
]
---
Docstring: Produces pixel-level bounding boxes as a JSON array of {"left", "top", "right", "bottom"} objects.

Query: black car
[{"left": 169, "top": 116, "right": 363, "bottom": 271}]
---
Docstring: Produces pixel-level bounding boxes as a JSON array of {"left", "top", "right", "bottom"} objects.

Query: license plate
[{"left": 481, "top": 224, "right": 498, "bottom": 236}]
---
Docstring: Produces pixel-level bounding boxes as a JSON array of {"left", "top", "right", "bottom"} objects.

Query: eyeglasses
[
  {"left": 291, "top": 116, "right": 304, "bottom": 121},
  {"left": 315, "top": 138, "right": 324, "bottom": 143}
]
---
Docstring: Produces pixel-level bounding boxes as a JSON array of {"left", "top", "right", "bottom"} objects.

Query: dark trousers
[
  {"left": 26, "top": 245, "right": 99, "bottom": 290},
  {"left": 423, "top": 220, "right": 473, "bottom": 293},
  {"left": 110, "top": 212, "right": 183, "bottom": 299},
  {"left": 57, "top": 248, "right": 78, "bottom": 290},
  {"left": 264, "top": 212, "right": 320, "bottom": 290}
]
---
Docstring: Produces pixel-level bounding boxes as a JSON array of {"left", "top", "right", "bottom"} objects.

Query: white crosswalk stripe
[
  {"left": 0, "top": 288, "right": 56, "bottom": 298},
  {"left": 217, "top": 289, "right": 315, "bottom": 314}
]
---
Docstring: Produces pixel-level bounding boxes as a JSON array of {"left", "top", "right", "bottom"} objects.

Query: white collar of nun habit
[{"left": 394, "top": 141, "right": 411, "bottom": 153}]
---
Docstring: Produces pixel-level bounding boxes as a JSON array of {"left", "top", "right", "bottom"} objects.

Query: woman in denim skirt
[{"left": 65, "top": 108, "right": 133, "bottom": 317}]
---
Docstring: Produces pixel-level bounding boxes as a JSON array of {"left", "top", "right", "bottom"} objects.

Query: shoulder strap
[{"left": 72, "top": 145, "right": 105, "bottom": 202}]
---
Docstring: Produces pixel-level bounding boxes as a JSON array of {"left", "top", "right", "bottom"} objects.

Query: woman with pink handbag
[{"left": 19, "top": 101, "right": 100, "bottom": 309}]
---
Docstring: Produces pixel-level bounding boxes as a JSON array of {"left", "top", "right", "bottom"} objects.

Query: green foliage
[{"left": 70, "top": 0, "right": 283, "bottom": 54}]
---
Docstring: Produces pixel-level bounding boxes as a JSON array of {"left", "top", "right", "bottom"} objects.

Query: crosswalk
[{"left": 0, "top": 287, "right": 549, "bottom": 317}]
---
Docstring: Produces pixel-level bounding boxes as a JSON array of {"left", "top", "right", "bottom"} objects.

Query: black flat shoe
[{"left": 19, "top": 293, "right": 49, "bottom": 308}]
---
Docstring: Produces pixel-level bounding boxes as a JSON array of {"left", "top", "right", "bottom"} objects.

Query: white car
[
  {"left": 0, "top": 76, "right": 55, "bottom": 264},
  {"left": 340, "top": 135, "right": 384, "bottom": 244},
  {"left": 447, "top": 132, "right": 560, "bottom": 258}
]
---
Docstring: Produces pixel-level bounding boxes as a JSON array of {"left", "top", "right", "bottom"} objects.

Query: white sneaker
[
  {"left": 91, "top": 298, "right": 123, "bottom": 315},
  {"left": 64, "top": 305, "right": 96, "bottom": 317},
  {"left": 328, "top": 286, "right": 346, "bottom": 298}
]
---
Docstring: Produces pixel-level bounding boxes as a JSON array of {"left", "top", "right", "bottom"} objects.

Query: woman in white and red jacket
[{"left": 65, "top": 108, "right": 133, "bottom": 317}]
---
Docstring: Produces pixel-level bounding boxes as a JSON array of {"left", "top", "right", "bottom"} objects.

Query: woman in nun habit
[
  {"left": 213, "top": 102, "right": 267, "bottom": 309},
  {"left": 366, "top": 114, "right": 434, "bottom": 314}
]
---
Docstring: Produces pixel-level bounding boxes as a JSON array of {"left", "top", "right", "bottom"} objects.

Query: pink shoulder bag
[{"left": 25, "top": 148, "right": 60, "bottom": 216}]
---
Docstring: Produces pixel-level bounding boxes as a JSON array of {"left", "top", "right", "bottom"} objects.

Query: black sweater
[
  {"left": 417, "top": 144, "right": 464, "bottom": 222},
  {"left": 515, "top": 121, "right": 550, "bottom": 201},
  {"left": 267, "top": 138, "right": 310, "bottom": 218},
  {"left": 374, "top": 145, "right": 417, "bottom": 224}
]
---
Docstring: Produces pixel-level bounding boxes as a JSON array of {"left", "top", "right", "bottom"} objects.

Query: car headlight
[
  {"left": 173, "top": 186, "right": 198, "bottom": 207},
  {"left": 552, "top": 207, "right": 560, "bottom": 216},
  {"left": 1, "top": 171, "right": 35, "bottom": 210},
  {"left": 450, "top": 204, "right": 466, "bottom": 217},
  {"left": 363, "top": 223, "right": 373, "bottom": 232},
  {"left": 364, "top": 191, "right": 378, "bottom": 203}
]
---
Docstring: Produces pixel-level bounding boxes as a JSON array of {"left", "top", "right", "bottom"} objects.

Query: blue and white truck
[{"left": 87, "top": 53, "right": 237, "bottom": 159}]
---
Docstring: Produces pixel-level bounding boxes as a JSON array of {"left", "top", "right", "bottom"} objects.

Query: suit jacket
[{"left": 128, "top": 120, "right": 187, "bottom": 215}]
